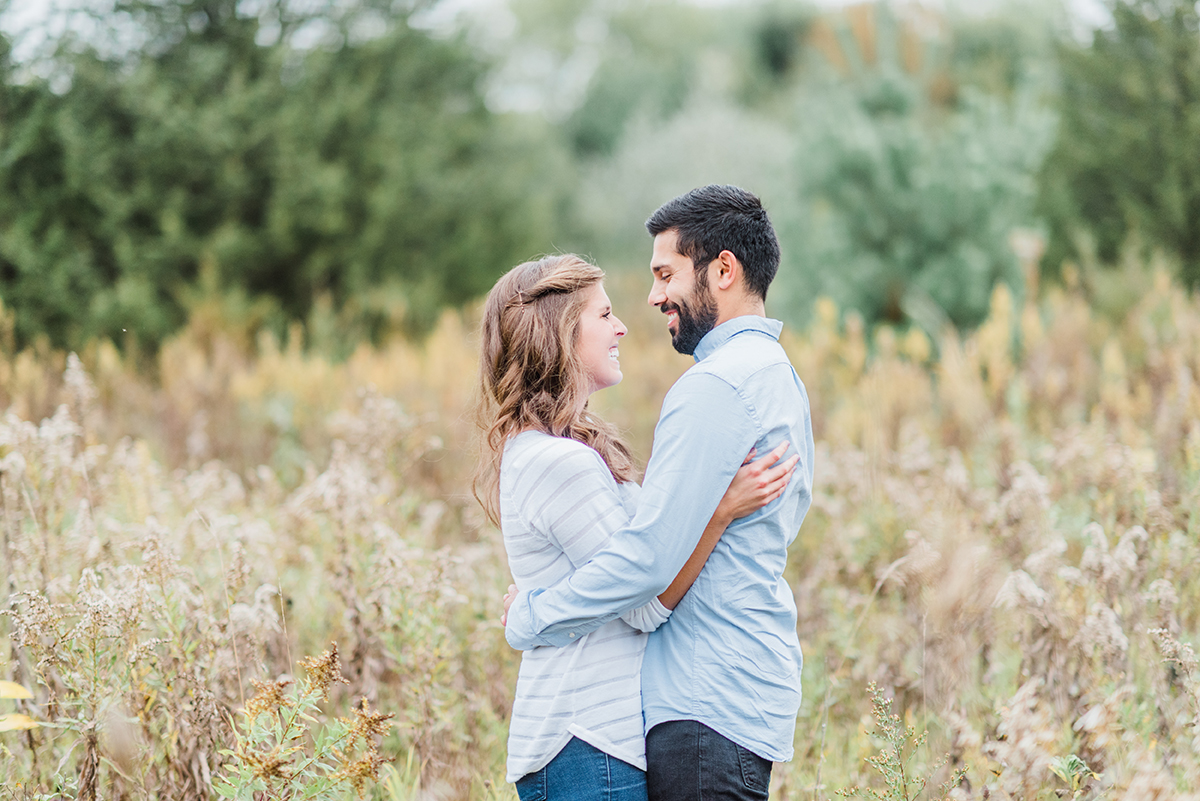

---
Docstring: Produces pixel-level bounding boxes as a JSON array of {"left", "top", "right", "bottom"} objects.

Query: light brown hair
[{"left": 474, "top": 254, "right": 635, "bottom": 525}]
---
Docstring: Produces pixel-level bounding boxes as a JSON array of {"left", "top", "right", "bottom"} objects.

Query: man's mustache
[{"left": 660, "top": 301, "right": 681, "bottom": 315}]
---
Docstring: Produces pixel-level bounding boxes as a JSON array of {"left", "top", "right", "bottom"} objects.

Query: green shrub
[{"left": 780, "top": 68, "right": 1053, "bottom": 332}]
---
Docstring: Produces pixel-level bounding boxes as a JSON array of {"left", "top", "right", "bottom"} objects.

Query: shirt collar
[{"left": 693, "top": 315, "right": 783, "bottom": 362}]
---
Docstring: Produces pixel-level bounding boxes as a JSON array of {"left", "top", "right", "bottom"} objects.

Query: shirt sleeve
[
  {"left": 523, "top": 445, "right": 672, "bottom": 634},
  {"left": 619, "top": 597, "right": 672, "bottom": 632},
  {"left": 505, "top": 372, "right": 759, "bottom": 650}
]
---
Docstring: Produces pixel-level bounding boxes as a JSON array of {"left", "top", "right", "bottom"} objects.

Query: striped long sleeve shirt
[{"left": 500, "top": 430, "right": 671, "bottom": 782}]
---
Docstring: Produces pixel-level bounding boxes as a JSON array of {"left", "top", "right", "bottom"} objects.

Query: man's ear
[{"left": 712, "top": 250, "right": 740, "bottom": 291}]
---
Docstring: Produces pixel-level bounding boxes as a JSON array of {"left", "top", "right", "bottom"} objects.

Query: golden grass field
[{"left": 1, "top": 260, "right": 1198, "bottom": 800}]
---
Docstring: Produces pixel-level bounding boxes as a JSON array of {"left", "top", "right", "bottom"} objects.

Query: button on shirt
[{"left": 505, "top": 316, "right": 815, "bottom": 762}]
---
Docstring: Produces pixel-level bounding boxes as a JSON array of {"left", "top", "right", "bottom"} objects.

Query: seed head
[
  {"left": 244, "top": 678, "right": 293, "bottom": 722},
  {"left": 300, "top": 643, "right": 349, "bottom": 701},
  {"left": 333, "top": 742, "right": 390, "bottom": 798},
  {"left": 344, "top": 696, "right": 394, "bottom": 747}
]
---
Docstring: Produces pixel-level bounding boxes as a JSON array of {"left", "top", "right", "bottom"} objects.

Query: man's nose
[{"left": 647, "top": 283, "right": 664, "bottom": 307}]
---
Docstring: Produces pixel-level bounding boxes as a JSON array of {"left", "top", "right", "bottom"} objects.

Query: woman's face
[{"left": 576, "top": 282, "right": 627, "bottom": 395}]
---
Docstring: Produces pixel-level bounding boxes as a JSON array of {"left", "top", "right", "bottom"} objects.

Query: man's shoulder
[{"left": 685, "top": 331, "right": 793, "bottom": 389}]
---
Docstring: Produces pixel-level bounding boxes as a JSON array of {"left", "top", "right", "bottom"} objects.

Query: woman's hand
[
  {"left": 717, "top": 442, "right": 799, "bottom": 522},
  {"left": 501, "top": 584, "right": 518, "bottom": 627},
  {"left": 657, "top": 442, "right": 800, "bottom": 610}
]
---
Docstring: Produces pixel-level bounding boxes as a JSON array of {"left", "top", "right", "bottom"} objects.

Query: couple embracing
[{"left": 475, "top": 185, "right": 815, "bottom": 801}]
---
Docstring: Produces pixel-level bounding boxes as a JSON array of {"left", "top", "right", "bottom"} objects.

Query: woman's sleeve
[
  {"left": 619, "top": 597, "right": 671, "bottom": 632},
  {"left": 525, "top": 443, "right": 672, "bottom": 631}
]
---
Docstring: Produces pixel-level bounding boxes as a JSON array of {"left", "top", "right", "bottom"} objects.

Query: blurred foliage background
[
  {"left": 4, "top": 1, "right": 1200, "bottom": 798},
  {"left": 2, "top": 0, "right": 1198, "bottom": 354}
]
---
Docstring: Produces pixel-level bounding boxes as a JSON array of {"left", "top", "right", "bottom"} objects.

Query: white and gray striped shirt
[{"left": 501, "top": 430, "right": 671, "bottom": 782}]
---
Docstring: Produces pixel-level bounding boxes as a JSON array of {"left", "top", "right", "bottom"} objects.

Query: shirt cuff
[
  {"left": 621, "top": 597, "right": 672, "bottom": 633},
  {"left": 504, "top": 589, "right": 538, "bottom": 650},
  {"left": 505, "top": 587, "right": 622, "bottom": 649},
  {"left": 504, "top": 588, "right": 578, "bottom": 649},
  {"left": 646, "top": 597, "right": 671, "bottom": 625}
]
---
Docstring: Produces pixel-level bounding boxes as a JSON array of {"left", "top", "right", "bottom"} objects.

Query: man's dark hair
[{"left": 645, "top": 184, "right": 781, "bottom": 299}]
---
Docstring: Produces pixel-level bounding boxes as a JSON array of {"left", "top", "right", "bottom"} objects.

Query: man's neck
[{"left": 715, "top": 296, "right": 766, "bottom": 326}]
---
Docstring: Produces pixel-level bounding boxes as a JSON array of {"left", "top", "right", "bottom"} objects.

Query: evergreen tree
[
  {"left": 1038, "top": 0, "right": 1200, "bottom": 287},
  {"left": 0, "top": 0, "right": 561, "bottom": 350}
]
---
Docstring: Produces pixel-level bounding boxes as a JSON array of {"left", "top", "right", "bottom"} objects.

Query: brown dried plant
[
  {"left": 219, "top": 644, "right": 392, "bottom": 800},
  {"left": 1, "top": 258, "right": 1198, "bottom": 799}
]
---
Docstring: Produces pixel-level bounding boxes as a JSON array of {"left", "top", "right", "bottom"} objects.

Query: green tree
[
  {"left": 0, "top": 0, "right": 562, "bottom": 350},
  {"left": 774, "top": 3, "right": 1055, "bottom": 332},
  {"left": 1038, "top": 0, "right": 1200, "bottom": 288},
  {"left": 543, "top": 0, "right": 1058, "bottom": 332}
]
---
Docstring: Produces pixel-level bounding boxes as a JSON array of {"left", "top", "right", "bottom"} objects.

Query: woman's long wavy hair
[{"left": 474, "top": 254, "right": 635, "bottom": 525}]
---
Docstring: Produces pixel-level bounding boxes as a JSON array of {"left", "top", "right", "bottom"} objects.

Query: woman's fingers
[
  {"left": 760, "top": 454, "right": 800, "bottom": 496},
  {"left": 754, "top": 453, "right": 798, "bottom": 488},
  {"left": 730, "top": 443, "right": 799, "bottom": 513},
  {"left": 747, "top": 441, "right": 790, "bottom": 476},
  {"left": 767, "top": 453, "right": 800, "bottom": 478},
  {"left": 762, "top": 441, "right": 789, "bottom": 464}
]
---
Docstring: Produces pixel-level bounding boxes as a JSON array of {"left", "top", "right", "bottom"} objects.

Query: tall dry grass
[{"left": 0, "top": 260, "right": 1198, "bottom": 799}]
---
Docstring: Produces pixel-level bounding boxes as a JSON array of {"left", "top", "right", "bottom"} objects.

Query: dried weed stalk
[
  {"left": 2, "top": 262, "right": 1200, "bottom": 798},
  {"left": 217, "top": 643, "right": 392, "bottom": 800},
  {"left": 838, "top": 683, "right": 965, "bottom": 801}
]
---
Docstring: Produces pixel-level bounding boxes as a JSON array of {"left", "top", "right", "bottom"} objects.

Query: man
[{"left": 504, "top": 184, "right": 815, "bottom": 800}]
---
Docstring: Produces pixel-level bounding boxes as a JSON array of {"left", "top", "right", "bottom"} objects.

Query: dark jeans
[{"left": 645, "top": 720, "right": 772, "bottom": 801}]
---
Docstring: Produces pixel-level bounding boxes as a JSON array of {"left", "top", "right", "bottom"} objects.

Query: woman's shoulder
[
  {"left": 503, "top": 430, "right": 607, "bottom": 473},
  {"left": 615, "top": 480, "right": 641, "bottom": 516}
]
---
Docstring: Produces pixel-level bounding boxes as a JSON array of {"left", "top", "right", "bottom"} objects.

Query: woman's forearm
[{"left": 656, "top": 509, "right": 732, "bottom": 610}]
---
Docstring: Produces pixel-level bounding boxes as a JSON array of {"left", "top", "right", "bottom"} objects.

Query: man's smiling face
[{"left": 648, "top": 229, "right": 719, "bottom": 356}]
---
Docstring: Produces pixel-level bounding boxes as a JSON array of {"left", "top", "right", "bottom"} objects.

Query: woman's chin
[{"left": 590, "top": 372, "right": 622, "bottom": 394}]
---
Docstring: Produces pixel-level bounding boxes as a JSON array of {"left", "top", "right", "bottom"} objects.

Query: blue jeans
[
  {"left": 645, "top": 720, "right": 772, "bottom": 801},
  {"left": 515, "top": 737, "right": 648, "bottom": 801}
]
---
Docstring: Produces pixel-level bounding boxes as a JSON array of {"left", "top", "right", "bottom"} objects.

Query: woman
[{"left": 475, "top": 255, "right": 796, "bottom": 801}]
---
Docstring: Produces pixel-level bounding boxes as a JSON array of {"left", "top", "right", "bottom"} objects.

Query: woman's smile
[{"left": 578, "top": 283, "right": 627, "bottom": 394}]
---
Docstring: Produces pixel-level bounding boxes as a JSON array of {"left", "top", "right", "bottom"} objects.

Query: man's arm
[
  {"left": 505, "top": 372, "right": 759, "bottom": 650},
  {"left": 526, "top": 444, "right": 672, "bottom": 634}
]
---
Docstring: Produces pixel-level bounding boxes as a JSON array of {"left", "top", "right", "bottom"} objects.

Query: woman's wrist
[{"left": 711, "top": 506, "right": 735, "bottom": 530}]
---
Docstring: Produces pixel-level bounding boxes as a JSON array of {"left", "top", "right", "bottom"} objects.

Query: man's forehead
[{"left": 650, "top": 230, "right": 684, "bottom": 270}]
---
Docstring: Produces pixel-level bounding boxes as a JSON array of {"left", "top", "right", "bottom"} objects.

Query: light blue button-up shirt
[{"left": 505, "top": 315, "right": 814, "bottom": 762}]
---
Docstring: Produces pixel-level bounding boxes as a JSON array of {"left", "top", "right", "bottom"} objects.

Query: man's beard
[{"left": 665, "top": 270, "right": 718, "bottom": 355}]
